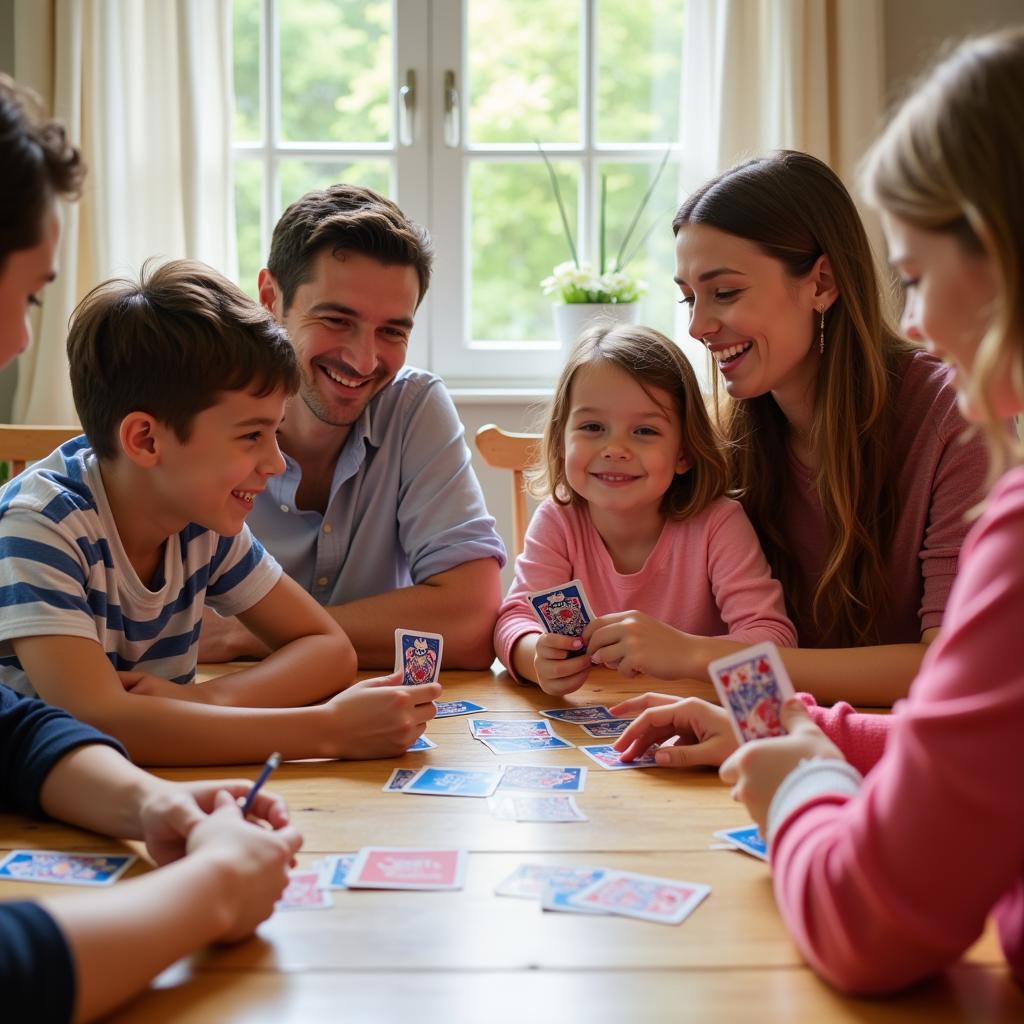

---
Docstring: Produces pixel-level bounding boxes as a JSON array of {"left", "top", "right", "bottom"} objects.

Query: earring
[{"left": 818, "top": 307, "right": 825, "bottom": 355}]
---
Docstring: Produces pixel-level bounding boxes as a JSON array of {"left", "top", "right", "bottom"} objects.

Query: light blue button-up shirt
[{"left": 248, "top": 367, "right": 506, "bottom": 606}]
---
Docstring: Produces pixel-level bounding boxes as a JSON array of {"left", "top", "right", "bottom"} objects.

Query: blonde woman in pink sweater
[
  {"left": 711, "top": 28, "right": 1024, "bottom": 994},
  {"left": 494, "top": 323, "right": 795, "bottom": 696}
]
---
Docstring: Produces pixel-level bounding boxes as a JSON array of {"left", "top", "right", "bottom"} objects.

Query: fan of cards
[{"left": 495, "top": 862, "right": 710, "bottom": 926}]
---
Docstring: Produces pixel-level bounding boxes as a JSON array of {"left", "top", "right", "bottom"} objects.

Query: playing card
[
  {"left": 568, "top": 871, "right": 710, "bottom": 925},
  {"left": 713, "top": 825, "right": 768, "bottom": 861},
  {"left": 317, "top": 854, "right": 358, "bottom": 889},
  {"left": 580, "top": 719, "right": 633, "bottom": 738},
  {"left": 541, "top": 867, "right": 610, "bottom": 915},
  {"left": 498, "top": 764, "right": 587, "bottom": 793},
  {"left": 407, "top": 735, "right": 437, "bottom": 752},
  {"left": 476, "top": 734, "right": 575, "bottom": 754},
  {"left": 0, "top": 850, "right": 136, "bottom": 887},
  {"left": 578, "top": 743, "right": 658, "bottom": 770},
  {"left": 469, "top": 718, "right": 555, "bottom": 739},
  {"left": 276, "top": 870, "right": 334, "bottom": 910},
  {"left": 539, "top": 706, "right": 615, "bottom": 723},
  {"left": 434, "top": 699, "right": 487, "bottom": 718},
  {"left": 345, "top": 847, "right": 467, "bottom": 890},
  {"left": 494, "top": 863, "right": 567, "bottom": 899},
  {"left": 394, "top": 628, "right": 444, "bottom": 685},
  {"left": 708, "top": 641, "right": 795, "bottom": 744},
  {"left": 383, "top": 768, "right": 420, "bottom": 792},
  {"left": 402, "top": 766, "right": 504, "bottom": 797},
  {"left": 528, "top": 579, "right": 595, "bottom": 656},
  {"left": 505, "top": 795, "right": 588, "bottom": 822}
]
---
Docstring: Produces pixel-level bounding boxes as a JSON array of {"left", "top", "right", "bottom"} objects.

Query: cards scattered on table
[
  {"left": 580, "top": 719, "right": 633, "bottom": 738},
  {"left": 477, "top": 734, "right": 575, "bottom": 754},
  {"left": 0, "top": 850, "right": 136, "bottom": 886},
  {"left": 394, "top": 628, "right": 443, "bottom": 685},
  {"left": 579, "top": 743, "right": 659, "bottom": 770},
  {"left": 383, "top": 768, "right": 420, "bottom": 792},
  {"left": 498, "top": 764, "right": 587, "bottom": 793},
  {"left": 568, "top": 871, "right": 710, "bottom": 925},
  {"left": 528, "top": 579, "right": 594, "bottom": 656},
  {"left": 470, "top": 718, "right": 557, "bottom": 739},
  {"left": 316, "top": 854, "right": 357, "bottom": 890},
  {"left": 489, "top": 794, "right": 588, "bottom": 822},
  {"left": 539, "top": 705, "right": 615, "bottom": 724},
  {"left": 434, "top": 699, "right": 486, "bottom": 718},
  {"left": 276, "top": 870, "right": 333, "bottom": 910},
  {"left": 542, "top": 867, "right": 610, "bottom": 915},
  {"left": 402, "top": 766, "right": 503, "bottom": 798},
  {"left": 407, "top": 735, "right": 437, "bottom": 752},
  {"left": 494, "top": 863, "right": 604, "bottom": 904},
  {"left": 345, "top": 847, "right": 467, "bottom": 891},
  {"left": 713, "top": 825, "right": 768, "bottom": 861},
  {"left": 708, "top": 641, "right": 795, "bottom": 743}
]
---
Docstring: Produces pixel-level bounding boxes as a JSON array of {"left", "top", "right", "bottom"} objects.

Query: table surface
[{"left": 1, "top": 668, "right": 1020, "bottom": 1023}]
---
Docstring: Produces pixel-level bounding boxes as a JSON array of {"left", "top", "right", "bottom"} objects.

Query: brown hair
[
  {"left": 529, "top": 322, "right": 729, "bottom": 520},
  {"left": 863, "top": 28, "right": 1024, "bottom": 480},
  {"left": 266, "top": 184, "right": 434, "bottom": 312},
  {"left": 68, "top": 258, "right": 300, "bottom": 460},
  {"left": 673, "top": 150, "right": 914, "bottom": 646},
  {"left": 0, "top": 73, "right": 85, "bottom": 268}
]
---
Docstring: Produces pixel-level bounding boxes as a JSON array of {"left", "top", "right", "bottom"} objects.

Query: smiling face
[
  {"left": 882, "top": 211, "right": 1012, "bottom": 421},
  {"left": 0, "top": 203, "right": 59, "bottom": 368},
  {"left": 563, "top": 359, "right": 689, "bottom": 526},
  {"left": 151, "top": 387, "right": 289, "bottom": 536},
  {"left": 674, "top": 223, "right": 825, "bottom": 403},
  {"left": 261, "top": 250, "right": 419, "bottom": 438}
]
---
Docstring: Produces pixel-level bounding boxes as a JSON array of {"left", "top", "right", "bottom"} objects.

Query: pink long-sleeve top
[
  {"left": 494, "top": 495, "right": 796, "bottom": 678},
  {"left": 774, "top": 466, "right": 1024, "bottom": 994}
]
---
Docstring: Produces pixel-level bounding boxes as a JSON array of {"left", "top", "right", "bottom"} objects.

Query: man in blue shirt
[{"left": 200, "top": 185, "right": 506, "bottom": 669}]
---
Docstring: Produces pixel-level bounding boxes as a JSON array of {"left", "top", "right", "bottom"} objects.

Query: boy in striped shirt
[{"left": 0, "top": 260, "right": 440, "bottom": 765}]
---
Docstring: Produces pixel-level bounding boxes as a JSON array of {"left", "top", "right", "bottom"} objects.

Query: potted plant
[{"left": 538, "top": 145, "right": 669, "bottom": 346}]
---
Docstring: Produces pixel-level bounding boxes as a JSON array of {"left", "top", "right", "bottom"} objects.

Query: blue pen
[{"left": 240, "top": 751, "right": 281, "bottom": 817}]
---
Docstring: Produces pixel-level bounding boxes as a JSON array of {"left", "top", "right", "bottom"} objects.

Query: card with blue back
[
  {"left": 528, "top": 579, "right": 595, "bottom": 657},
  {"left": 407, "top": 735, "right": 437, "bottom": 752},
  {"left": 708, "top": 641, "right": 795, "bottom": 744},
  {"left": 434, "top": 700, "right": 486, "bottom": 718},
  {"left": 395, "top": 628, "right": 444, "bottom": 685},
  {"left": 402, "top": 766, "right": 504, "bottom": 798},
  {"left": 713, "top": 825, "right": 768, "bottom": 861},
  {"left": 540, "top": 706, "right": 614, "bottom": 723}
]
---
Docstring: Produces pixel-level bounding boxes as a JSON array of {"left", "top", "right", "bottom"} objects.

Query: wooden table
[{"left": 1, "top": 668, "right": 1021, "bottom": 1023}]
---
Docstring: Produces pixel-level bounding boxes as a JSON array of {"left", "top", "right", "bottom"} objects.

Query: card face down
[
  {"left": 395, "top": 629, "right": 444, "bottom": 685},
  {"left": 0, "top": 850, "right": 136, "bottom": 887},
  {"left": 407, "top": 735, "right": 438, "bottom": 752},
  {"left": 708, "top": 641, "right": 796, "bottom": 744},
  {"left": 578, "top": 743, "right": 658, "bottom": 770},
  {"left": 568, "top": 871, "right": 710, "bottom": 925},
  {"left": 276, "top": 870, "right": 333, "bottom": 910},
  {"left": 539, "top": 706, "right": 614, "bottom": 724},
  {"left": 498, "top": 764, "right": 587, "bottom": 793},
  {"left": 434, "top": 700, "right": 486, "bottom": 718},
  {"left": 528, "top": 579, "right": 594, "bottom": 656},
  {"left": 345, "top": 847, "right": 467, "bottom": 890},
  {"left": 713, "top": 825, "right": 768, "bottom": 861},
  {"left": 402, "top": 766, "right": 503, "bottom": 798}
]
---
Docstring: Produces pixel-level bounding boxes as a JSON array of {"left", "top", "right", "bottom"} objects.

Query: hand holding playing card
[
  {"left": 610, "top": 693, "right": 739, "bottom": 768},
  {"left": 584, "top": 610, "right": 695, "bottom": 680},
  {"left": 718, "top": 698, "right": 846, "bottom": 834},
  {"left": 532, "top": 631, "right": 592, "bottom": 696},
  {"left": 185, "top": 790, "right": 303, "bottom": 943}
]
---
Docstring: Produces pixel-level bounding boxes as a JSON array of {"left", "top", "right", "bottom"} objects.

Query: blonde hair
[
  {"left": 529, "top": 323, "right": 729, "bottom": 521},
  {"left": 862, "top": 28, "right": 1024, "bottom": 476},
  {"left": 673, "top": 151, "right": 914, "bottom": 646}
]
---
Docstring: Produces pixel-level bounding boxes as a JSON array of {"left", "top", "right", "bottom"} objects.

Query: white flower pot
[{"left": 552, "top": 302, "right": 639, "bottom": 349}]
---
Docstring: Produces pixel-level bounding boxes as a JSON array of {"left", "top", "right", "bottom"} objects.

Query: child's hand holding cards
[
  {"left": 528, "top": 579, "right": 595, "bottom": 657},
  {"left": 708, "top": 641, "right": 795, "bottom": 744},
  {"left": 395, "top": 629, "right": 444, "bottom": 686}
]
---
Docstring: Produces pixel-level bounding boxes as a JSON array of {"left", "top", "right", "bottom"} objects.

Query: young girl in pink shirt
[
  {"left": 685, "top": 28, "right": 1024, "bottom": 995},
  {"left": 494, "top": 324, "right": 795, "bottom": 695}
]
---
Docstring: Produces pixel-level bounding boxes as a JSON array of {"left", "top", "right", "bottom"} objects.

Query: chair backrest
[
  {"left": 474, "top": 423, "right": 543, "bottom": 557},
  {"left": 0, "top": 425, "right": 82, "bottom": 479}
]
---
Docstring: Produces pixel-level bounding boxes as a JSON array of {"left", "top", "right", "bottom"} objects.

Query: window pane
[
  {"left": 232, "top": 0, "right": 261, "bottom": 141},
  {"left": 470, "top": 161, "right": 578, "bottom": 342},
  {"left": 278, "top": 160, "right": 392, "bottom": 213},
  {"left": 235, "top": 160, "right": 263, "bottom": 299},
  {"left": 599, "top": 160, "right": 679, "bottom": 337},
  {"left": 596, "top": 0, "right": 685, "bottom": 144},
  {"left": 278, "top": 0, "right": 392, "bottom": 143},
  {"left": 468, "top": 0, "right": 580, "bottom": 145}
]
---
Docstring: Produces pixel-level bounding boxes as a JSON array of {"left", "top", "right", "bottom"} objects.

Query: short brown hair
[
  {"left": 529, "top": 322, "right": 729, "bottom": 521},
  {"left": 68, "top": 259, "right": 300, "bottom": 460},
  {"left": 0, "top": 73, "right": 85, "bottom": 269},
  {"left": 266, "top": 184, "right": 434, "bottom": 312}
]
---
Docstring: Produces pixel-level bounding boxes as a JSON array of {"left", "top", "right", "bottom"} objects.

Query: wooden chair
[
  {"left": 474, "top": 423, "right": 543, "bottom": 557},
  {"left": 0, "top": 424, "right": 82, "bottom": 478}
]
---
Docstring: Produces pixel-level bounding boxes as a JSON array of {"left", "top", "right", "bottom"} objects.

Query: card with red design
[
  {"left": 708, "top": 641, "right": 795, "bottom": 744},
  {"left": 394, "top": 629, "right": 444, "bottom": 685},
  {"left": 528, "top": 579, "right": 594, "bottom": 657},
  {"left": 345, "top": 847, "right": 467, "bottom": 891},
  {"left": 276, "top": 870, "right": 334, "bottom": 910},
  {"left": 568, "top": 870, "right": 710, "bottom": 925}
]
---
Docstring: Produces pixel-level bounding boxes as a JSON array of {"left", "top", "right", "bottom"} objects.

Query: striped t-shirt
[{"left": 0, "top": 436, "right": 281, "bottom": 697}]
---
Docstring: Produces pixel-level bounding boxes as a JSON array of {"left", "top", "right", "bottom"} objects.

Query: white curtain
[
  {"left": 674, "top": 0, "right": 887, "bottom": 379},
  {"left": 12, "top": 0, "right": 235, "bottom": 424}
]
